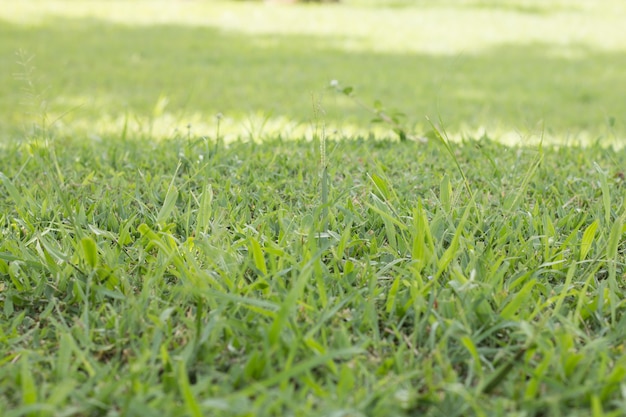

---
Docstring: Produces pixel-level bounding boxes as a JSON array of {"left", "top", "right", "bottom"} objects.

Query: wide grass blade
[
  {"left": 580, "top": 220, "right": 599, "bottom": 261},
  {"left": 500, "top": 279, "right": 536, "bottom": 320},
  {"left": 594, "top": 163, "right": 612, "bottom": 225},
  {"left": 20, "top": 354, "right": 37, "bottom": 409},
  {"left": 80, "top": 236, "right": 98, "bottom": 270},
  {"left": 0, "top": 172, "right": 25, "bottom": 209},
  {"left": 196, "top": 184, "right": 213, "bottom": 234},
  {"left": 268, "top": 251, "right": 319, "bottom": 347},
  {"left": 178, "top": 360, "right": 202, "bottom": 417},
  {"left": 435, "top": 200, "right": 473, "bottom": 279},
  {"left": 157, "top": 184, "right": 179, "bottom": 226},
  {"left": 249, "top": 236, "right": 268, "bottom": 276},
  {"left": 157, "top": 162, "right": 181, "bottom": 225}
]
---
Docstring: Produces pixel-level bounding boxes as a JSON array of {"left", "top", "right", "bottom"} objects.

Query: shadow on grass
[{"left": 1, "top": 15, "right": 624, "bottom": 142}]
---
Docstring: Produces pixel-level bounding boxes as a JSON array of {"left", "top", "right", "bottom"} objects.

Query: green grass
[
  {"left": 2, "top": 132, "right": 626, "bottom": 416},
  {"left": 1, "top": 0, "right": 626, "bottom": 143},
  {"left": 3, "top": 1, "right": 626, "bottom": 416}
]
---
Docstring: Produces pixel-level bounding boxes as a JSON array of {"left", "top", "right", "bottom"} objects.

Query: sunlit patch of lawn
[{"left": 1, "top": 0, "right": 625, "bottom": 143}]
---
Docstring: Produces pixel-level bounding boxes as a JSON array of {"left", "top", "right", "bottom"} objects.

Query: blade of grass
[
  {"left": 157, "top": 162, "right": 181, "bottom": 225},
  {"left": 580, "top": 220, "right": 599, "bottom": 262},
  {"left": 178, "top": 360, "right": 202, "bottom": 417},
  {"left": 249, "top": 236, "right": 268, "bottom": 276}
]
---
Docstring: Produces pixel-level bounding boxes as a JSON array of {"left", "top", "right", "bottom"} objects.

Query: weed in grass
[{"left": 331, "top": 80, "right": 416, "bottom": 143}]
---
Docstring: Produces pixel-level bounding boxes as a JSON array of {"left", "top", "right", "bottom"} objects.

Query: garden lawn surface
[
  {"left": 2, "top": 133, "right": 626, "bottom": 416},
  {"left": 1, "top": 0, "right": 626, "bottom": 143},
  {"left": 3, "top": 0, "right": 626, "bottom": 416}
]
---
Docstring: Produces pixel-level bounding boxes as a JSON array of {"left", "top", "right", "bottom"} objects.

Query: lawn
[
  {"left": 3, "top": 132, "right": 626, "bottom": 416},
  {"left": 1, "top": 0, "right": 626, "bottom": 142},
  {"left": 2, "top": 1, "right": 626, "bottom": 416}
]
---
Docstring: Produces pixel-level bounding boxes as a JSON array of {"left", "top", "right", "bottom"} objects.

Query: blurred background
[{"left": 2, "top": 0, "right": 625, "bottom": 144}]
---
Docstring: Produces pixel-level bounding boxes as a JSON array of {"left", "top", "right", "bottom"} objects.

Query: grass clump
[{"left": 2, "top": 132, "right": 626, "bottom": 416}]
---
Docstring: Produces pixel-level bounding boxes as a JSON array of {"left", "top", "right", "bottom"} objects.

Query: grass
[
  {"left": 3, "top": 0, "right": 626, "bottom": 416},
  {"left": 1, "top": 0, "right": 626, "bottom": 142},
  {"left": 3, "top": 131, "right": 626, "bottom": 416}
]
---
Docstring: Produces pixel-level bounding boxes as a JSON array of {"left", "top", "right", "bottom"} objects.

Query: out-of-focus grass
[{"left": 1, "top": 0, "right": 626, "bottom": 143}]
